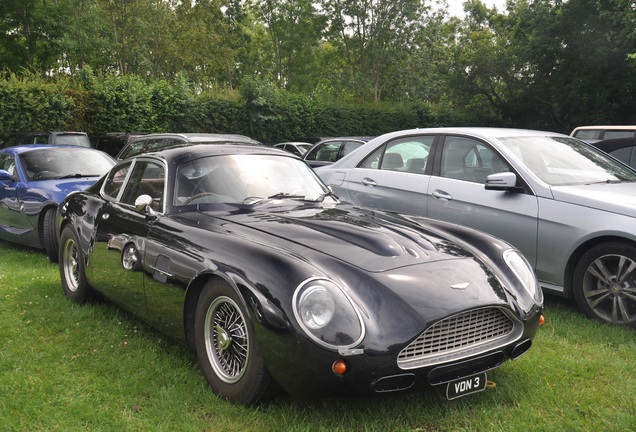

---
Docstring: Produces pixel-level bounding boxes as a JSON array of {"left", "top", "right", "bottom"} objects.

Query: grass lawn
[{"left": 1, "top": 241, "right": 635, "bottom": 431}]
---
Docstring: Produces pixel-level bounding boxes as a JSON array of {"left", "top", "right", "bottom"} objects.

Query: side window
[
  {"left": 441, "top": 137, "right": 508, "bottom": 183},
  {"left": 120, "top": 161, "right": 165, "bottom": 211},
  {"left": 120, "top": 141, "right": 146, "bottom": 159},
  {"left": 358, "top": 136, "right": 433, "bottom": 173},
  {"left": 103, "top": 162, "right": 132, "bottom": 199},
  {"left": 144, "top": 138, "right": 174, "bottom": 153},
  {"left": 341, "top": 141, "right": 363, "bottom": 158},
  {"left": 306, "top": 141, "right": 341, "bottom": 162},
  {"left": 0, "top": 154, "right": 16, "bottom": 177}
]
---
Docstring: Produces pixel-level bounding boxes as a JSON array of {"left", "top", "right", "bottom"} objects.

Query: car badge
[{"left": 451, "top": 282, "right": 469, "bottom": 290}]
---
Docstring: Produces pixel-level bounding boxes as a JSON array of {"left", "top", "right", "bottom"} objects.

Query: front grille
[{"left": 397, "top": 307, "right": 523, "bottom": 370}]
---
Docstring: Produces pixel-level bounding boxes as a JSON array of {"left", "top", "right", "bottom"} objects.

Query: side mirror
[
  {"left": 134, "top": 194, "right": 156, "bottom": 216},
  {"left": 0, "top": 169, "right": 13, "bottom": 182},
  {"left": 485, "top": 172, "right": 519, "bottom": 191}
]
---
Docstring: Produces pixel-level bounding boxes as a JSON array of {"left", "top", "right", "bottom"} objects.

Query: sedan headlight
[
  {"left": 503, "top": 249, "right": 543, "bottom": 303},
  {"left": 292, "top": 278, "right": 365, "bottom": 350}
]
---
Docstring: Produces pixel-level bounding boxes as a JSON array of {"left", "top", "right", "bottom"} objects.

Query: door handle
[
  {"left": 361, "top": 177, "right": 377, "bottom": 187},
  {"left": 432, "top": 190, "right": 452, "bottom": 200}
]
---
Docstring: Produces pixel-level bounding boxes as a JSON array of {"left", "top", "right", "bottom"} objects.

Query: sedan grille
[{"left": 397, "top": 307, "right": 523, "bottom": 370}]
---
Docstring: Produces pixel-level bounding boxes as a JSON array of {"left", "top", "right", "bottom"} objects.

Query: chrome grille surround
[{"left": 397, "top": 307, "right": 523, "bottom": 370}]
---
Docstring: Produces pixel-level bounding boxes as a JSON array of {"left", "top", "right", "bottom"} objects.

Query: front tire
[
  {"left": 194, "top": 279, "right": 276, "bottom": 405},
  {"left": 59, "top": 225, "right": 98, "bottom": 303},
  {"left": 573, "top": 242, "right": 636, "bottom": 327}
]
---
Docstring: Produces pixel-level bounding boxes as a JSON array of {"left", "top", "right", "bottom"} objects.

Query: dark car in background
[
  {"left": 303, "top": 137, "right": 373, "bottom": 168},
  {"left": 57, "top": 143, "right": 543, "bottom": 405},
  {"left": 0, "top": 145, "right": 115, "bottom": 262},
  {"left": 591, "top": 137, "right": 636, "bottom": 169},
  {"left": 91, "top": 132, "right": 149, "bottom": 157},
  {"left": 115, "top": 132, "right": 261, "bottom": 159},
  {"left": 1, "top": 131, "right": 91, "bottom": 149}
]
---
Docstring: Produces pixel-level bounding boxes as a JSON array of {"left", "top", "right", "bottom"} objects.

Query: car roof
[
  {"left": 128, "top": 132, "right": 260, "bottom": 144},
  {"left": 0, "top": 144, "right": 96, "bottom": 154},
  {"left": 592, "top": 137, "right": 636, "bottom": 152},
  {"left": 132, "top": 143, "right": 294, "bottom": 163}
]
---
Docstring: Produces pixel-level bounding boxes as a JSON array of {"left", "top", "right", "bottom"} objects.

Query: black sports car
[{"left": 57, "top": 144, "right": 544, "bottom": 405}]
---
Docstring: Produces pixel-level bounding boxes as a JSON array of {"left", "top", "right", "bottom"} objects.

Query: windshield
[
  {"left": 174, "top": 154, "right": 331, "bottom": 206},
  {"left": 498, "top": 136, "right": 636, "bottom": 185},
  {"left": 20, "top": 148, "right": 115, "bottom": 181}
]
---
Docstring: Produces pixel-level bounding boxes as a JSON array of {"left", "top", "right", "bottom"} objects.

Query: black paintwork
[{"left": 57, "top": 144, "right": 543, "bottom": 399}]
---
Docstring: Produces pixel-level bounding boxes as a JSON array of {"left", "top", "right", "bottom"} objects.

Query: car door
[
  {"left": 90, "top": 159, "right": 166, "bottom": 314},
  {"left": 0, "top": 153, "right": 34, "bottom": 242},
  {"left": 334, "top": 135, "right": 434, "bottom": 216},
  {"left": 427, "top": 135, "right": 540, "bottom": 267}
]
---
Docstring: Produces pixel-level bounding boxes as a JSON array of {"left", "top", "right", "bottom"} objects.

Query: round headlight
[
  {"left": 504, "top": 249, "right": 543, "bottom": 303},
  {"left": 298, "top": 285, "right": 335, "bottom": 329},
  {"left": 293, "top": 278, "right": 365, "bottom": 350}
]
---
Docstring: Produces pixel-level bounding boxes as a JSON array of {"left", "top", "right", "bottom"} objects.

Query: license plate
[{"left": 446, "top": 372, "right": 487, "bottom": 400}]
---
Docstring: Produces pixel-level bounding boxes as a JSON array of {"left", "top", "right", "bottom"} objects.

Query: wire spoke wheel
[{"left": 204, "top": 296, "right": 249, "bottom": 383}]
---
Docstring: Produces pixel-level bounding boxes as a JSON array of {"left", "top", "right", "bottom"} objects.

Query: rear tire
[
  {"left": 194, "top": 279, "right": 276, "bottom": 405},
  {"left": 59, "top": 225, "right": 98, "bottom": 303},
  {"left": 573, "top": 242, "right": 636, "bottom": 327},
  {"left": 43, "top": 208, "right": 59, "bottom": 263}
]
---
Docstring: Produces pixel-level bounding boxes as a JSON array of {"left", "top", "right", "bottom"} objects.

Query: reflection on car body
[{"left": 57, "top": 143, "right": 543, "bottom": 405}]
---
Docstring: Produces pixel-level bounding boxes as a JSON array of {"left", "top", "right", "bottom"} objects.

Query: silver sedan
[{"left": 316, "top": 127, "right": 636, "bottom": 327}]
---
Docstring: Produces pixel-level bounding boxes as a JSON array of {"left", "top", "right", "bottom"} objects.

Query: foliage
[
  {"left": 0, "top": 74, "right": 75, "bottom": 137},
  {"left": 2, "top": 0, "right": 636, "bottom": 133}
]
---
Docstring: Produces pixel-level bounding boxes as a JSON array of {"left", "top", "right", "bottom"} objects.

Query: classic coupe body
[
  {"left": 0, "top": 145, "right": 115, "bottom": 261},
  {"left": 57, "top": 144, "right": 543, "bottom": 404}
]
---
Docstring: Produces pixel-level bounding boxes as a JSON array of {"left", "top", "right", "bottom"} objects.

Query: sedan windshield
[
  {"left": 20, "top": 148, "right": 115, "bottom": 181},
  {"left": 498, "top": 136, "right": 636, "bottom": 186},
  {"left": 174, "top": 154, "right": 332, "bottom": 206}
]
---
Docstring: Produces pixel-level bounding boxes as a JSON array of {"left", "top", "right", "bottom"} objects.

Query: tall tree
[
  {"left": 254, "top": 0, "right": 326, "bottom": 92},
  {"left": 0, "top": 0, "right": 67, "bottom": 73},
  {"left": 319, "top": 0, "right": 427, "bottom": 101}
]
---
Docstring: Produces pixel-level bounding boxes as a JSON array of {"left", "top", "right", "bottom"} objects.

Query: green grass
[{"left": 1, "top": 241, "right": 635, "bottom": 431}]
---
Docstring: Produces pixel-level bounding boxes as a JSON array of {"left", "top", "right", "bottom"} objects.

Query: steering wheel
[
  {"left": 184, "top": 192, "right": 216, "bottom": 204},
  {"left": 33, "top": 171, "right": 55, "bottom": 180}
]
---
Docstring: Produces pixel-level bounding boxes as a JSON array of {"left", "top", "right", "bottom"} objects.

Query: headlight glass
[
  {"left": 504, "top": 249, "right": 543, "bottom": 303},
  {"left": 293, "top": 278, "right": 364, "bottom": 350}
]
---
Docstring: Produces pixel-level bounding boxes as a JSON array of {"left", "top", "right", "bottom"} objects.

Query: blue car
[{"left": 0, "top": 145, "right": 115, "bottom": 262}]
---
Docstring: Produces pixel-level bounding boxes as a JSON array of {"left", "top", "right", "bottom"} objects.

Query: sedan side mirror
[
  {"left": 135, "top": 194, "right": 156, "bottom": 216},
  {"left": 485, "top": 172, "right": 520, "bottom": 191}
]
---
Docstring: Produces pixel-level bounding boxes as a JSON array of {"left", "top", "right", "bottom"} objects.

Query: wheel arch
[
  {"left": 183, "top": 272, "right": 252, "bottom": 351},
  {"left": 564, "top": 235, "right": 636, "bottom": 297}
]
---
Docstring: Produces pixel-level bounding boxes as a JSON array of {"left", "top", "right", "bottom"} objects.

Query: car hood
[
  {"left": 34, "top": 178, "right": 100, "bottom": 201},
  {"left": 551, "top": 182, "right": 636, "bottom": 215},
  {"left": 202, "top": 204, "right": 478, "bottom": 272}
]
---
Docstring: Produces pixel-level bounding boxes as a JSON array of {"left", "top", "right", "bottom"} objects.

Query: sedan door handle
[
  {"left": 361, "top": 177, "right": 377, "bottom": 187},
  {"left": 432, "top": 190, "right": 452, "bottom": 200}
]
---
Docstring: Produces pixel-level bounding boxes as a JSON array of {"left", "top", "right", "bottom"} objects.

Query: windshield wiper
[
  {"left": 267, "top": 192, "right": 305, "bottom": 199},
  {"left": 59, "top": 173, "right": 101, "bottom": 179},
  {"left": 243, "top": 193, "right": 306, "bottom": 206},
  {"left": 312, "top": 191, "right": 339, "bottom": 202}
]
